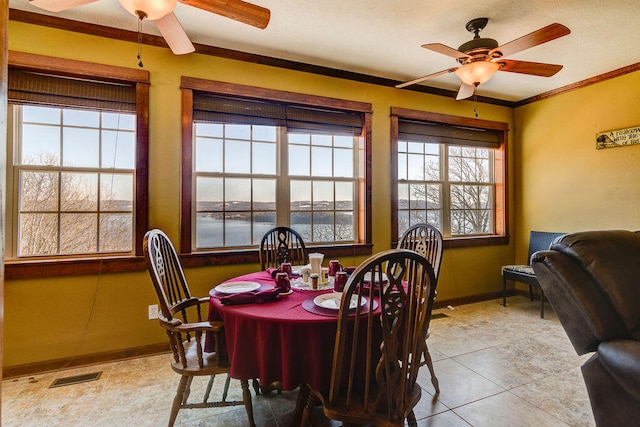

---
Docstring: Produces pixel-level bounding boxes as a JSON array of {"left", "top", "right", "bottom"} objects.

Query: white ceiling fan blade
[
  {"left": 154, "top": 12, "right": 195, "bottom": 55},
  {"left": 396, "top": 67, "right": 458, "bottom": 89},
  {"left": 456, "top": 82, "right": 475, "bottom": 100},
  {"left": 29, "top": 0, "right": 97, "bottom": 12}
]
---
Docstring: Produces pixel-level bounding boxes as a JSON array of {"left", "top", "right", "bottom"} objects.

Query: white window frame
[
  {"left": 192, "top": 122, "right": 360, "bottom": 250},
  {"left": 7, "top": 105, "right": 137, "bottom": 259}
]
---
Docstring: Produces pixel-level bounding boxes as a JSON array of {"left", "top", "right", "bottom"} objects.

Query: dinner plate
[
  {"left": 363, "top": 272, "right": 388, "bottom": 283},
  {"left": 313, "top": 293, "right": 366, "bottom": 310},
  {"left": 216, "top": 281, "right": 261, "bottom": 294}
]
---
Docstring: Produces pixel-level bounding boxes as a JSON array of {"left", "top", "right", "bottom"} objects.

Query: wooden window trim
[
  {"left": 390, "top": 107, "right": 509, "bottom": 248},
  {"left": 4, "top": 52, "right": 149, "bottom": 279},
  {"left": 180, "top": 77, "right": 373, "bottom": 262}
]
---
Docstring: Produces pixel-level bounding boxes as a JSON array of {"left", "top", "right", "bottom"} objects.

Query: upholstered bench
[{"left": 501, "top": 231, "right": 565, "bottom": 317}]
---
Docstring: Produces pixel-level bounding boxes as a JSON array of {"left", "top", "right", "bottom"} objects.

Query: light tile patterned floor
[{"left": 2, "top": 296, "right": 595, "bottom": 426}]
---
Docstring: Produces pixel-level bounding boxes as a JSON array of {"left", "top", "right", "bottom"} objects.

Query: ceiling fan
[
  {"left": 396, "top": 18, "right": 570, "bottom": 100},
  {"left": 28, "top": 0, "right": 271, "bottom": 55}
]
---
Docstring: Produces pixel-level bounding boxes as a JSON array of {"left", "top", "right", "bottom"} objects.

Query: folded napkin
[{"left": 220, "top": 288, "right": 282, "bottom": 306}]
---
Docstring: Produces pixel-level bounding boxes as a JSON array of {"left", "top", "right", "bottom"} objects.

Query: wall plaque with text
[{"left": 596, "top": 125, "right": 640, "bottom": 149}]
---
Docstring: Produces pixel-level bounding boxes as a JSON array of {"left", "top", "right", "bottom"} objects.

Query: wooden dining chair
[
  {"left": 397, "top": 223, "right": 443, "bottom": 278},
  {"left": 301, "top": 249, "right": 438, "bottom": 427},
  {"left": 397, "top": 223, "right": 443, "bottom": 393},
  {"left": 259, "top": 226, "right": 308, "bottom": 270},
  {"left": 258, "top": 226, "right": 307, "bottom": 394},
  {"left": 143, "top": 229, "right": 255, "bottom": 427}
]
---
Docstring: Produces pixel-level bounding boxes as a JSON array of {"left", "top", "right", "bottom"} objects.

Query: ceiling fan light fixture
[
  {"left": 118, "top": 0, "right": 176, "bottom": 20},
  {"left": 455, "top": 61, "right": 500, "bottom": 86}
]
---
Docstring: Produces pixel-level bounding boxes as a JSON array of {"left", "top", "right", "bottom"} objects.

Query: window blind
[
  {"left": 193, "top": 93, "right": 363, "bottom": 135},
  {"left": 398, "top": 119, "right": 501, "bottom": 148},
  {"left": 8, "top": 69, "right": 137, "bottom": 112}
]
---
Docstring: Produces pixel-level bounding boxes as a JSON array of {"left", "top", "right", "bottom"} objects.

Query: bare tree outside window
[
  {"left": 398, "top": 141, "right": 494, "bottom": 238},
  {"left": 448, "top": 146, "right": 493, "bottom": 235}
]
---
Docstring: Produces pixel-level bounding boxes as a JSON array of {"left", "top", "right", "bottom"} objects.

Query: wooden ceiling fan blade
[
  {"left": 497, "top": 59, "right": 563, "bottom": 77},
  {"left": 178, "top": 0, "right": 270, "bottom": 29},
  {"left": 395, "top": 67, "right": 458, "bottom": 89},
  {"left": 29, "top": 0, "right": 97, "bottom": 12},
  {"left": 154, "top": 13, "right": 195, "bottom": 55},
  {"left": 456, "top": 82, "right": 475, "bottom": 100},
  {"left": 422, "top": 43, "right": 471, "bottom": 60},
  {"left": 490, "top": 23, "right": 570, "bottom": 57}
]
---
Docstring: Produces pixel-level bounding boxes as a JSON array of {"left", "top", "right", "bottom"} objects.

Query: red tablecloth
[{"left": 206, "top": 271, "right": 352, "bottom": 391}]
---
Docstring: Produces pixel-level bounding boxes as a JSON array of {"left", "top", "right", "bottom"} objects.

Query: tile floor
[{"left": 2, "top": 295, "right": 595, "bottom": 426}]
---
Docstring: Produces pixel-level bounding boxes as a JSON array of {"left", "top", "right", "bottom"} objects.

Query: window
[
  {"left": 11, "top": 105, "right": 135, "bottom": 256},
  {"left": 5, "top": 52, "right": 149, "bottom": 274},
  {"left": 391, "top": 107, "right": 508, "bottom": 246},
  {"left": 194, "top": 124, "right": 359, "bottom": 248},
  {"left": 181, "top": 78, "right": 372, "bottom": 262}
]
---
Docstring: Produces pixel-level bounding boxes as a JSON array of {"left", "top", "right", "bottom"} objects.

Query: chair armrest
[
  {"left": 172, "top": 296, "right": 204, "bottom": 312},
  {"left": 599, "top": 339, "right": 640, "bottom": 402},
  {"left": 172, "top": 296, "right": 210, "bottom": 322},
  {"left": 176, "top": 320, "right": 224, "bottom": 334},
  {"left": 161, "top": 319, "right": 224, "bottom": 334}
]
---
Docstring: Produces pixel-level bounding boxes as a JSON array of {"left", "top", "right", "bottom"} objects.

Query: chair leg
[
  {"left": 502, "top": 276, "right": 507, "bottom": 306},
  {"left": 222, "top": 374, "right": 231, "bottom": 402},
  {"left": 203, "top": 374, "right": 215, "bottom": 403},
  {"left": 301, "top": 386, "right": 321, "bottom": 427},
  {"left": 169, "top": 375, "right": 189, "bottom": 427},
  {"left": 407, "top": 410, "right": 418, "bottom": 427},
  {"left": 240, "top": 379, "right": 256, "bottom": 427},
  {"left": 540, "top": 289, "right": 545, "bottom": 318},
  {"left": 252, "top": 378, "right": 261, "bottom": 395},
  {"left": 529, "top": 285, "right": 534, "bottom": 301},
  {"left": 183, "top": 376, "right": 193, "bottom": 404},
  {"left": 423, "top": 346, "right": 440, "bottom": 394},
  {"left": 293, "top": 383, "right": 310, "bottom": 427}
]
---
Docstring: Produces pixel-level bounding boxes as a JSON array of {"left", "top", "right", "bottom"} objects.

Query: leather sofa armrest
[
  {"left": 532, "top": 250, "right": 628, "bottom": 354},
  {"left": 598, "top": 339, "right": 640, "bottom": 402}
]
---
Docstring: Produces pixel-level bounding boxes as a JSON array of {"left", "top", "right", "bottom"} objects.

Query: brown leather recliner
[{"left": 531, "top": 230, "right": 640, "bottom": 427}]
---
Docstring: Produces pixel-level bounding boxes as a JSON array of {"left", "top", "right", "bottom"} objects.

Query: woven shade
[
  {"left": 193, "top": 93, "right": 363, "bottom": 135},
  {"left": 398, "top": 119, "right": 501, "bottom": 148},
  {"left": 8, "top": 69, "right": 136, "bottom": 112}
]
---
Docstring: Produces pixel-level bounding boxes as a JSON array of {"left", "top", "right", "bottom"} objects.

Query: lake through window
[{"left": 193, "top": 123, "right": 360, "bottom": 249}]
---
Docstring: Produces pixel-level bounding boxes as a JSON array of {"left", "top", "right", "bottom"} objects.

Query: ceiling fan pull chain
[
  {"left": 137, "top": 15, "right": 144, "bottom": 68},
  {"left": 473, "top": 89, "right": 479, "bottom": 117}
]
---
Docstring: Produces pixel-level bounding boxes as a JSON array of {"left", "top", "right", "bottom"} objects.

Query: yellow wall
[
  {"left": 513, "top": 70, "right": 640, "bottom": 262},
  {"left": 5, "top": 21, "right": 515, "bottom": 368}
]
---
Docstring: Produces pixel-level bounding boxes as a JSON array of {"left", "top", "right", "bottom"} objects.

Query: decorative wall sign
[{"left": 596, "top": 125, "right": 640, "bottom": 149}]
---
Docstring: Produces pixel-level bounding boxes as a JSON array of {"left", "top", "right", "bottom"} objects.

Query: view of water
[{"left": 195, "top": 217, "right": 350, "bottom": 248}]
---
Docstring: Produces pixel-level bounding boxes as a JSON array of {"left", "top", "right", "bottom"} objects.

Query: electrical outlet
[{"left": 148, "top": 304, "right": 158, "bottom": 320}]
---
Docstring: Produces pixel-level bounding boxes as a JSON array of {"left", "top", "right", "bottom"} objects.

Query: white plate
[
  {"left": 216, "top": 281, "right": 261, "bottom": 294},
  {"left": 313, "top": 293, "right": 366, "bottom": 310},
  {"left": 364, "top": 272, "right": 388, "bottom": 283}
]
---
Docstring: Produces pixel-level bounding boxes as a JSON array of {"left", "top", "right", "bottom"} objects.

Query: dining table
[{"left": 205, "top": 268, "right": 381, "bottom": 424}]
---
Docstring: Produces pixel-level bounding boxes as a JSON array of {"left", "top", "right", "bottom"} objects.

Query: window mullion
[
  {"left": 276, "top": 127, "right": 290, "bottom": 227},
  {"left": 441, "top": 144, "right": 452, "bottom": 237}
]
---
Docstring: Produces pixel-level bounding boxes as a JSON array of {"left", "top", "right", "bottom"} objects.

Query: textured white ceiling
[{"left": 10, "top": 0, "right": 640, "bottom": 101}]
